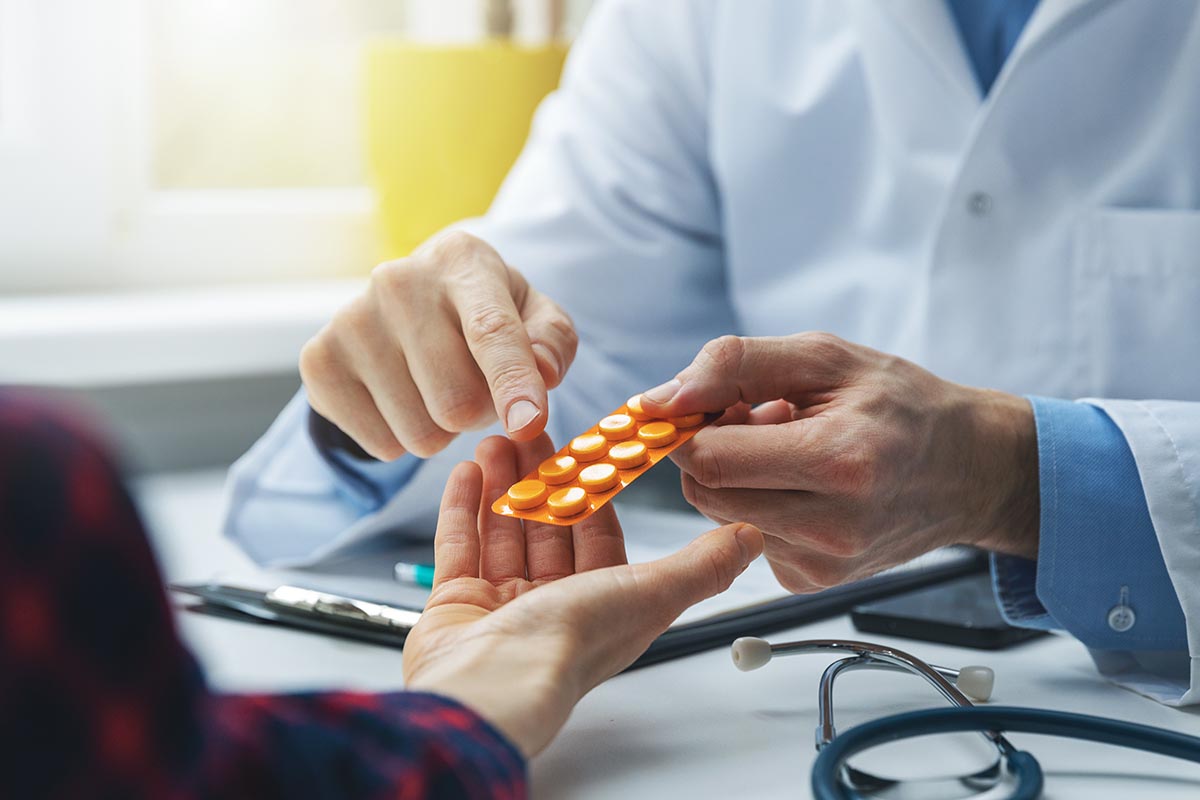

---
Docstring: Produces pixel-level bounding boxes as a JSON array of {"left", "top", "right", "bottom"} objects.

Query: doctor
[{"left": 225, "top": 0, "right": 1200, "bottom": 705}]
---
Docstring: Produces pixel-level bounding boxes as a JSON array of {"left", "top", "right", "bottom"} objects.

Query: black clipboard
[{"left": 170, "top": 548, "right": 987, "bottom": 671}]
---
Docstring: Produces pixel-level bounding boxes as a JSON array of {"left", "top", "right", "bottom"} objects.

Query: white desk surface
[{"left": 138, "top": 470, "right": 1200, "bottom": 799}]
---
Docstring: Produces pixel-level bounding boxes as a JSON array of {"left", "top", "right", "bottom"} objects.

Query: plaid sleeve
[
  {"left": 200, "top": 691, "right": 526, "bottom": 799},
  {"left": 0, "top": 390, "right": 525, "bottom": 800}
]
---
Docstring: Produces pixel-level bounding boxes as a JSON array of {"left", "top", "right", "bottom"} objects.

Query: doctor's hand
[
  {"left": 402, "top": 433, "right": 763, "bottom": 757},
  {"left": 300, "top": 231, "right": 577, "bottom": 460},
  {"left": 640, "top": 334, "right": 1038, "bottom": 594}
]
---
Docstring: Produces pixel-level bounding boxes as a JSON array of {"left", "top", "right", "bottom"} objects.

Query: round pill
[
  {"left": 538, "top": 454, "right": 579, "bottom": 485},
  {"left": 548, "top": 486, "right": 588, "bottom": 517},
  {"left": 507, "top": 479, "right": 549, "bottom": 510},
  {"left": 608, "top": 440, "right": 648, "bottom": 469},
  {"left": 598, "top": 413, "right": 636, "bottom": 441},
  {"left": 669, "top": 412, "right": 706, "bottom": 429},
  {"left": 626, "top": 394, "right": 653, "bottom": 421},
  {"left": 638, "top": 421, "right": 678, "bottom": 448},
  {"left": 579, "top": 462, "right": 619, "bottom": 493},
  {"left": 569, "top": 433, "right": 608, "bottom": 462}
]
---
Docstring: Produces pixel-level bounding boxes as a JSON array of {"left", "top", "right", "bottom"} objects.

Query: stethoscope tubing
[{"left": 811, "top": 705, "right": 1200, "bottom": 800}]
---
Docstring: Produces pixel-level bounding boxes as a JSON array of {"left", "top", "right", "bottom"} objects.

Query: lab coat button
[
  {"left": 967, "top": 192, "right": 993, "bottom": 216},
  {"left": 1107, "top": 604, "right": 1136, "bottom": 632}
]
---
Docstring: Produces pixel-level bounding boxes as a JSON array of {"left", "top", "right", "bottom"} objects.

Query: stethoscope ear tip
[
  {"left": 731, "top": 637, "right": 773, "bottom": 671},
  {"left": 956, "top": 665, "right": 995, "bottom": 702}
]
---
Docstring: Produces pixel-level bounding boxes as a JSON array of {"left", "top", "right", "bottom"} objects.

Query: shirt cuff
[
  {"left": 207, "top": 690, "right": 526, "bottom": 798},
  {"left": 991, "top": 552, "right": 1057, "bottom": 630},
  {"left": 306, "top": 404, "right": 423, "bottom": 510},
  {"left": 998, "top": 396, "right": 1187, "bottom": 650}
]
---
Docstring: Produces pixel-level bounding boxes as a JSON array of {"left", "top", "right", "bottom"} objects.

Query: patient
[{"left": 0, "top": 390, "right": 760, "bottom": 798}]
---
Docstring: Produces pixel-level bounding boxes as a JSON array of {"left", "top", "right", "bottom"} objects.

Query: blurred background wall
[{"left": 0, "top": 0, "right": 593, "bottom": 472}]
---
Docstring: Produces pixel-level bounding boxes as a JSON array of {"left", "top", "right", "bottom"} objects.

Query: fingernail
[
  {"left": 506, "top": 399, "right": 540, "bottom": 434},
  {"left": 531, "top": 343, "right": 561, "bottom": 382},
  {"left": 643, "top": 379, "right": 681, "bottom": 404},
  {"left": 734, "top": 524, "right": 762, "bottom": 566}
]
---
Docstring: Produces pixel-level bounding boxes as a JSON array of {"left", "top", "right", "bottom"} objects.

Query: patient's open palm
[{"left": 402, "top": 433, "right": 761, "bottom": 757}]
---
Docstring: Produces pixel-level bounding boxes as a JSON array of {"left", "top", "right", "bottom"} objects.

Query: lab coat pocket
[{"left": 1073, "top": 208, "right": 1200, "bottom": 400}]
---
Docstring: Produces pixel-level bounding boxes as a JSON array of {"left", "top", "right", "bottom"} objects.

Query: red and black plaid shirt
[{"left": 0, "top": 391, "right": 526, "bottom": 799}]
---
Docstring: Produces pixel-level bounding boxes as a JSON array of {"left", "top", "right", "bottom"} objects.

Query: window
[
  {"left": 0, "top": 0, "right": 117, "bottom": 291},
  {"left": 0, "top": 0, "right": 592, "bottom": 294},
  {"left": 150, "top": 1, "right": 406, "bottom": 190}
]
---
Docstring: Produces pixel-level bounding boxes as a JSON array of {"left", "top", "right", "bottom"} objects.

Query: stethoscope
[{"left": 731, "top": 636, "right": 1200, "bottom": 800}]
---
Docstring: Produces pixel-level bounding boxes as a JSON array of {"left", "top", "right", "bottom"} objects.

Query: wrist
[
  {"left": 406, "top": 637, "right": 580, "bottom": 758},
  {"left": 413, "top": 679, "right": 549, "bottom": 758},
  {"left": 966, "top": 390, "right": 1040, "bottom": 558}
]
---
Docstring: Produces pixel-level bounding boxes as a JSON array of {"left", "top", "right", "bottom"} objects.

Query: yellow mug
[{"left": 365, "top": 41, "right": 569, "bottom": 260}]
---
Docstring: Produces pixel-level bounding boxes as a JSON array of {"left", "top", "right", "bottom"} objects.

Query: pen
[{"left": 394, "top": 561, "right": 435, "bottom": 588}]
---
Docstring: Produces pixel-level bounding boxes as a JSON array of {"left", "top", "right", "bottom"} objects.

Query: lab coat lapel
[
  {"left": 859, "top": 0, "right": 979, "bottom": 106},
  {"left": 1005, "top": 0, "right": 1116, "bottom": 67},
  {"left": 848, "top": 0, "right": 977, "bottom": 152}
]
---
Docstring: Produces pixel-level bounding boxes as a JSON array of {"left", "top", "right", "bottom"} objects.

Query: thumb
[
  {"left": 559, "top": 523, "right": 764, "bottom": 685},
  {"left": 639, "top": 333, "right": 857, "bottom": 416},
  {"left": 634, "top": 522, "right": 765, "bottom": 614}
]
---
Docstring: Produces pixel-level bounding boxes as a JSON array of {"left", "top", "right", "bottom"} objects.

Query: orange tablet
[{"left": 491, "top": 394, "right": 716, "bottom": 525}]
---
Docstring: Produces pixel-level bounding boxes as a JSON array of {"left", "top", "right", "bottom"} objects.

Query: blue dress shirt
[{"left": 947, "top": 0, "right": 1041, "bottom": 94}]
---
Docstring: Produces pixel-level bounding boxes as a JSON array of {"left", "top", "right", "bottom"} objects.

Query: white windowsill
[{"left": 0, "top": 279, "right": 364, "bottom": 387}]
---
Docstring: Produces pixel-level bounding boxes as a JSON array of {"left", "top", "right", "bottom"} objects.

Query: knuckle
[
  {"left": 432, "top": 229, "right": 484, "bottom": 259},
  {"left": 298, "top": 334, "right": 336, "bottom": 384},
  {"left": 795, "top": 331, "right": 847, "bottom": 353},
  {"left": 330, "top": 299, "right": 372, "bottom": 335},
  {"left": 545, "top": 311, "right": 578, "bottom": 350},
  {"left": 690, "top": 446, "right": 725, "bottom": 489},
  {"left": 370, "top": 259, "right": 420, "bottom": 296},
  {"left": 795, "top": 331, "right": 855, "bottom": 371},
  {"left": 699, "top": 335, "right": 746, "bottom": 374},
  {"left": 431, "top": 231, "right": 507, "bottom": 276},
  {"left": 464, "top": 304, "right": 524, "bottom": 348}
]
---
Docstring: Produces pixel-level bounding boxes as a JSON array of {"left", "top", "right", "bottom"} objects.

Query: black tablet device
[{"left": 851, "top": 572, "right": 1046, "bottom": 650}]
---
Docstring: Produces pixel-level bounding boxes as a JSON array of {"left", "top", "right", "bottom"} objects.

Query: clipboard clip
[{"left": 265, "top": 585, "right": 421, "bottom": 631}]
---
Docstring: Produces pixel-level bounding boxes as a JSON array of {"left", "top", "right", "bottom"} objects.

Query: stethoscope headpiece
[
  {"left": 955, "top": 665, "right": 995, "bottom": 702},
  {"left": 730, "top": 636, "right": 995, "bottom": 701}
]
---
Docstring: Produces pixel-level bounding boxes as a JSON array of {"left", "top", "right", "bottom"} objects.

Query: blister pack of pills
[{"left": 491, "top": 394, "right": 716, "bottom": 525}]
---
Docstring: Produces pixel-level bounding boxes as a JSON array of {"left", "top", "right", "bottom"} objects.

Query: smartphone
[{"left": 850, "top": 572, "right": 1046, "bottom": 650}]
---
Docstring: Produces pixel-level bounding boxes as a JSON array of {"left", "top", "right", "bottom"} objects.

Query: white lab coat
[{"left": 225, "top": 0, "right": 1200, "bottom": 703}]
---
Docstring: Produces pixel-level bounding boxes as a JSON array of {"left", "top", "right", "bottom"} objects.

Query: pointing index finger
[{"left": 448, "top": 259, "right": 549, "bottom": 440}]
